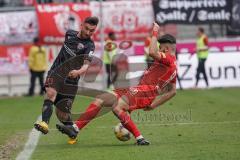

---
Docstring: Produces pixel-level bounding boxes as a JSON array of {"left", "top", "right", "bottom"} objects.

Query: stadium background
[{"left": 0, "top": 0, "right": 240, "bottom": 160}]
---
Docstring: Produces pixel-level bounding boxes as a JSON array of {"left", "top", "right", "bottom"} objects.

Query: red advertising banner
[
  {"left": 35, "top": 3, "right": 91, "bottom": 44},
  {"left": 35, "top": 1, "right": 153, "bottom": 44},
  {"left": 90, "top": 0, "right": 154, "bottom": 41},
  {"left": 0, "top": 45, "right": 31, "bottom": 75}
]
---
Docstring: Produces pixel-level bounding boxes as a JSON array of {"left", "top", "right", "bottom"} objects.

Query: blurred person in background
[
  {"left": 103, "top": 32, "right": 118, "bottom": 89},
  {"left": 0, "top": 0, "right": 5, "bottom": 6},
  {"left": 195, "top": 27, "right": 209, "bottom": 88},
  {"left": 27, "top": 37, "right": 47, "bottom": 96},
  {"left": 35, "top": 0, "right": 52, "bottom": 3},
  {"left": 175, "top": 51, "right": 183, "bottom": 90}
]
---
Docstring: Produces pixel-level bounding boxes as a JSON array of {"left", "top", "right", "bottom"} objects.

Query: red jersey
[
  {"left": 139, "top": 53, "right": 177, "bottom": 89},
  {"left": 114, "top": 53, "right": 177, "bottom": 111}
]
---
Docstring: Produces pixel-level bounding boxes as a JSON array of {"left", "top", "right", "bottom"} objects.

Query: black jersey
[
  {"left": 50, "top": 30, "right": 95, "bottom": 71},
  {"left": 47, "top": 30, "right": 95, "bottom": 86}
]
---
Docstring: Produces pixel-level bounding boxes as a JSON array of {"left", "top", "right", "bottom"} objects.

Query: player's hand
[
  {"left": 152, "top": 22, "right": 160, "bottom": 37},
  {"left": 68, "top": 70, "right": 79, "bottom": 78},
  {"left": 153, "top": 22, "right": 160, "bottom": 31},
  {"left": 143, "top": 105, "right": 155, "bottom": 111}
]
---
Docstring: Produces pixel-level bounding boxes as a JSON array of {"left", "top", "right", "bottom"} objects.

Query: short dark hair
[
  {"left": 84, "top": 16, "right": 99, "bottom": 26},
  {"left": 198, "top": 27, "right": 204, "bottom": 33},
  {"left": 33, "top": 37, "right": 39, "bottom": 43},
  {"left": 158, "top": 34, "right": 176, "bottom": 44},
  {"left": 108, "top": 32, "right": 115, "bottom": 37},
  {"left": 68, "top": 16, "right": 75, "bottom": 22}
]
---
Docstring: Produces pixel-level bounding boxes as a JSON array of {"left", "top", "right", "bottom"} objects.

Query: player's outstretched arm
[
  {"left": 68, "top": 60, "right": 90, "bottom": 78},
  {"left": 77, "top": 59, "right": 91, "bottom": 75},
  {"left": 149, "top": 22, "right": 161, "bottom": 61},
  {"left": 144, "top": 83, "right": 176, "bottom": 111}
]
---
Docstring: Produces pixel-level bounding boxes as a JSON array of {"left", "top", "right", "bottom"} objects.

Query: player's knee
[
  {"left": 92, "top": 98, "right": 103, "bottom": 107},
  {"left": 112, "top": 105, "right": 122, "bottom": 115},
  {"left": 46, "top": 88, "right": 57, "bottom": 100},
  {"left": 95, "top": 93, "right": 117, "bottom": 107}
]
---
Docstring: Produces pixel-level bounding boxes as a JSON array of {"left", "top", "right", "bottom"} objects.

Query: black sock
[
  {"left": 42, "top": 99, "right": 54, "bottom": 124},
  {"left": 61, "top": 121, "right": 74, "bottom": 126}
]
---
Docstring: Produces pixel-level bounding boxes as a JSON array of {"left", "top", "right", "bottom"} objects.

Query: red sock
[
  {"left": 75, "top": 103, "right": 101, "bottom": 129},
  {"left": 117, "top": 111, "right": 141, "bottom": 138}
]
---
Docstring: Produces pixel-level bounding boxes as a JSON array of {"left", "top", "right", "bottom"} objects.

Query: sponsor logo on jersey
[
  {"left": 129, "top": 87, "right": 138, "bottom": 95},
  {"left": 89, "top": 51, "right": 94, "bottom": 57},
  {"left": 77, "top": 43, "right": 84, "bottom": 50}
]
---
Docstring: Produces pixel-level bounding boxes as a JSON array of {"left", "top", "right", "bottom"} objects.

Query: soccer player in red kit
[{"left": 56, "top": 22, "right": 177, "bottom": 145}]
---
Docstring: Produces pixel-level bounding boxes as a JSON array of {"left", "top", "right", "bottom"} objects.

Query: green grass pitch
[{"left": 0, "top": 88, "right": 240, "bottom": 160}]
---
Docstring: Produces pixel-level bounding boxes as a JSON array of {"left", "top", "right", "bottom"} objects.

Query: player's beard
[{"left": 79, "top": 31, "right": 90, "bottom": 39}]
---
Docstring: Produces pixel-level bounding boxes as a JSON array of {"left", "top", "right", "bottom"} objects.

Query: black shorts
[
  {"left": 44, "top": 69, "right": 78, "bottom": 113},
  {"left": 43, "top": 70, "right": 78, "bottom": 96}
]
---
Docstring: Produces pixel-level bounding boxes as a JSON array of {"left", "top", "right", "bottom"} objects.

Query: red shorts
[{"left": 114, "top": 86, "right": 157, "bottom": 112}]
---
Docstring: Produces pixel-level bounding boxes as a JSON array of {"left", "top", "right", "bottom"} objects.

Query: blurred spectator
[
  {"left": 0, "top": 0, "right": 5, "bottom": 7},
  {"left": 27, "top": 37, "right": 47, "bottom": 96},
  {"left": 36, "top": 0, "right": 52, "bottom": 4},
  {"left": 195, "top": 27, "right": 209, "bottom": 88},
  {"left": 103, "top": 32, "right": 118, "bottom": 89},
  {"left": 175, "top": 51, "right": 183, "bottom": 90}
]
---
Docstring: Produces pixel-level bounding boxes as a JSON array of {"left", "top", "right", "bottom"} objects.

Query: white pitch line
[
  {"left": 16, "top": 116, "right": 41, "bottom": 160},
  {"left": 15, "top": 119, "right": 239, "bottom": 159}
]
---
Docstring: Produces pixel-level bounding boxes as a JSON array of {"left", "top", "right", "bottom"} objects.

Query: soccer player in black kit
[{"left": 34, "top": 16, "right": 99, "bottom": 135}]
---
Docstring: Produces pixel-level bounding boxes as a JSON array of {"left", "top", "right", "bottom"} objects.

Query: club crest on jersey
[
  {"left": 129, "top": 87, "right": 138, "bottom": 95},
  {"left": 89, "top": 51, "right": 94, "bottom": 57},
  {"left": 77, "top": 43, "right": 84, "bottom": 50}
]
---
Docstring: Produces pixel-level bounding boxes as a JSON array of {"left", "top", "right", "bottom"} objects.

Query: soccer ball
[{"left": 114, "top": 123, "right": 131, "bottom": 141}]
